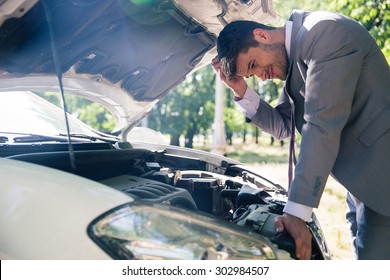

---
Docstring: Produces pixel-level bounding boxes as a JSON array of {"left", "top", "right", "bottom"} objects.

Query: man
[{"left": 212, "top": 10, "right": 390, "bottom": 259}]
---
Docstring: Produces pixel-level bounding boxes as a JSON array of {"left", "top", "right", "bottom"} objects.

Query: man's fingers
[
  {"left": 274, "top": 216, "right": 285, "bottom": 233},
  {"left": 293, "top": 236, "right": 307, "bottom": 260},
  {"left": 214, "top": 66, "right": 228, "bottom": 83},
  {"left": 294, "top": 236, "right": 311, "bottom": 260},
  {"left": 210, "top": 56, "right": 247, "bottom": 97},
  {"left": 211, "top": 57, "right": 219, "bottom": 70},
  {"left": 211, "top": 59, "right": 221, "bottom": 74},
  {"left": 275, "top": 214, "right": 312, "bottom": 260}
]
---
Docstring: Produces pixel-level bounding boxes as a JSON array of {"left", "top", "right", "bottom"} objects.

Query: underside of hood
[
  {"left": 0, "top": 0, "right": 216, "bottom": 100},
  {"left": 0, "top": 0, "right": 278, "bottom": 132}
]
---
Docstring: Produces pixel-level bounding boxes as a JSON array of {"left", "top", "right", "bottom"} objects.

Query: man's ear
[{"left": 252, "top": 28, "right": 271, "bottom": 43}]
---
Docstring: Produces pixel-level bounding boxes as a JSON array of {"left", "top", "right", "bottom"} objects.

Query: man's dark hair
[{"left": 217, "top": 20, "right": 275, "bottom": 80}]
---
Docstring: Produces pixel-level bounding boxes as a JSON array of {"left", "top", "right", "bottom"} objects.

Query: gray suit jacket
[{"left": 250, "top": 10, "right": 390, "bottom": 216}]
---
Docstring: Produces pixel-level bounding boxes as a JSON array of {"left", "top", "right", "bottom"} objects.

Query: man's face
[{"left": 235, "top": 43, "right": 288, "bottom": 81}]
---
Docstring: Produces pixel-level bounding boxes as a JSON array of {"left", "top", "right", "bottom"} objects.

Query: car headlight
[{"left": 88, "top": 202, "right": 289, "bottom": 260}]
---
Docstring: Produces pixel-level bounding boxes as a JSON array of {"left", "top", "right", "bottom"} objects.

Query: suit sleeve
[
  {"left": 288, "top": 20, "right": 364, "bottom": 207},
  {"left": 249, "top": 87, "right": 293, "bottom": 140}
]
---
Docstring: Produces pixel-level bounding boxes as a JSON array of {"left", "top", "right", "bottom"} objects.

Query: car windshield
[{"left": 0, "top": 91, "right": 102, "bottom": 137}]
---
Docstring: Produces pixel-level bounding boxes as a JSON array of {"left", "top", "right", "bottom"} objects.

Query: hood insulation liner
[{"left": 0, "top": 0, "right": 216, "bottom": 102}]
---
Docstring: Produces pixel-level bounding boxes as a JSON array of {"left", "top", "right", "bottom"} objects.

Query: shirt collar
[{"left": 285, "top": 20, "right": 293, "bottom": 60}]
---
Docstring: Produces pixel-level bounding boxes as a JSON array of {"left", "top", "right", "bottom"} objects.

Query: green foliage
[
  {"left": 259, "top": 79, "right": 281, "bottom": 104},
  {"left": 330, "top": 0, "right": 390, "bottom": 63},
  {"left": 35, "top": 92, "right": 115, "bottom": 132},
  {"left": 77, "top": 103, "right": 115, "bottom": 132},
  {"left": 148, "top": 65, "right": 216, "bottom": 147},
  {"left": 224, "top": 87, "right": 250, "bottom": 144},
  {"left": 274, "top": 0, "right": 390, "bottom": 63}
]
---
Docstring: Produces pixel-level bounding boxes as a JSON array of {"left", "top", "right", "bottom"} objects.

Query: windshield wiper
[
  {"left": 1, "top": 131, "right": 118, "bottom": 144},
  {"left": 12, "top": 134, "right": 91, "bottom": 143},
  {"left": 7, "top": 132, "right": 115, "bottom": 143},
  {"left": 59, "top": 133, "right": 119, "bottom": 144},
  {"left": 0, "top": 136, "right": 9, "bottom": 143},
  {"left": 1, "top": 130, "right": 120, "bottom": 144}
]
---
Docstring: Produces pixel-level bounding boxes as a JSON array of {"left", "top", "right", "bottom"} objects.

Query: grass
[
  {"left": 222, "top": 139, "right": 353, "bottom": 260},
  {"left": 227, "top": 150, "right": 289, "bottom": 164}
]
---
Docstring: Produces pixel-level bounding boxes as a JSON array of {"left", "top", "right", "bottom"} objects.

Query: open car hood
[{"left": 0, "top": 0, "right": 278, "bottom": 134}]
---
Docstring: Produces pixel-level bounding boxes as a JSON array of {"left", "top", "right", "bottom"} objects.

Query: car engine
[{"left": 7, "top": 146, "right": 331, "bottom": 259}]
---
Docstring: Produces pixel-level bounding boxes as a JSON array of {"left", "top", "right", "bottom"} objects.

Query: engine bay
[{"left": 6, "top": 145, "right": 331, "bottom": 259}]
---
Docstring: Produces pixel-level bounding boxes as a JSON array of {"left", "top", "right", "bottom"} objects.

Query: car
[{"left": 0, "top": 0, "right": 331, "bottom": 260}]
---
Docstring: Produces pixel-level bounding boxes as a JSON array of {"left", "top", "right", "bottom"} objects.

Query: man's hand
[
  {"left": 274, "top": 213, "right": 312, "bottom": 260},
  {"left": 211, "top": 56, "right": 247, "bottom": 99}
]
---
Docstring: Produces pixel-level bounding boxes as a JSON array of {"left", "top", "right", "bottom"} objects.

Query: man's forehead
[{"left": 235, "top": 51, "right": 251, "bottom": 76}]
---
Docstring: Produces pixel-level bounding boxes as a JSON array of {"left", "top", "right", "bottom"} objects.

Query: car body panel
[{"left": 0, "top": 158, "right": 133, "bottom": 259}]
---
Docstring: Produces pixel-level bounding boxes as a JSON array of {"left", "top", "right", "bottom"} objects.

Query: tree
[
  {"left": 224, "top": 87, "right": 248, "bottom": 145},
  {"left": 35, "top": 92, "right": 115, "bottom": 132},
  {"left": 330, "top": 0, "right": 390, "bottom": 63},
  {"left": 258, "top": 79, "right": 285, "bottom": 145},
  {"left": 148, "top": 65, "right": 215, "bottom": 147},
  {"left": 273, "top": 0, "right": 389, "bottom": 62}
]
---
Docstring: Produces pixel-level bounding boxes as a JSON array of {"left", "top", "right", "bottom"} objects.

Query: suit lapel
[
  {"left": 286, "top": 9, "right": 306, "bottom": 89},
  {"left": 285, "top": 10, "right": 307, "bottom": 132},
  {"left": 288, "top": 10, "right": 305, "bottom": 71}
]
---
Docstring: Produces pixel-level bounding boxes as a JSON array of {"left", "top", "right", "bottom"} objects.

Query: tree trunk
[
  {"left": 226, "top": 131, "right": 233, "bottom": 145},
  {"left": 185, "top": 130, "right": 195, "bottom": 148},
  {"left": 170, "top": 133, "right": 180, "bottom": 146}
]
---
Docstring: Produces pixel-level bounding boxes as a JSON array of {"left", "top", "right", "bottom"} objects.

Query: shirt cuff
[
  {"left": 234, "top": 87, "right": 260, "bottom": 119},
  {"left": 283, "top": 200, "right": 313, "bottom": 221}
]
